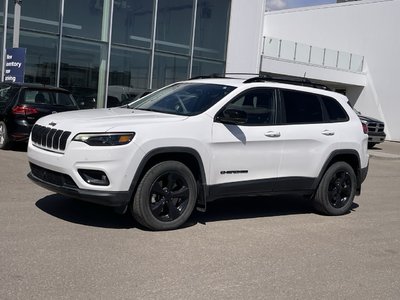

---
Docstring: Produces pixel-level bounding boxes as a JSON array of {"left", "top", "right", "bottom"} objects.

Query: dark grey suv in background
[
  {"left": 0, "top": 83, "right": 79, "bottom": 150},
  {"left": 358, "top": 113, "right": 386, "bottom": 148}
]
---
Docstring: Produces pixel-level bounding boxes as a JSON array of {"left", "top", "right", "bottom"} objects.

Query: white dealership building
[
  {"left": 1, "top": 0, "right": 398, "bottom": 140},
  {"left": 228, "top": 0, "right": 400, "bottom": 141}
]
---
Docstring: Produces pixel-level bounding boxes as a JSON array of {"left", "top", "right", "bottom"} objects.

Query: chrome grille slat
[{"left": 31, "top": 125, "right": 71, "bottom": 152}]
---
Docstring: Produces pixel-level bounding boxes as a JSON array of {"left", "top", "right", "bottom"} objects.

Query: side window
[
  {"left": 280, "top": 89, "right": 323, "bottom": 124},
  {"left": 224, "top": 88, "right": 275, "bottom": 125},
  {"left": 322, "top": 96, "right": 349, "bottom": 122}
]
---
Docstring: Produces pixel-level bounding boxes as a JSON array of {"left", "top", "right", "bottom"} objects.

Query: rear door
[{"left": 275, "top": 89, "right": 343, "bottom": 192}]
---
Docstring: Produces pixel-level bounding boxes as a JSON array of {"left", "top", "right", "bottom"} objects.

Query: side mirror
[{"left": 218, "top": 108, "right": 247, "bottom": 125}]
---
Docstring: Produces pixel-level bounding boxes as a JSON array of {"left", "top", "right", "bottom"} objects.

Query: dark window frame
[
  {"left": 320, "top": 95, "right": 349, "bottom": 123},
  {"left": 277, "top": 88, "right": 324, "bottom": 125},
  {"left": 215, "top": 87, "right": 278, "bottom": 126}
]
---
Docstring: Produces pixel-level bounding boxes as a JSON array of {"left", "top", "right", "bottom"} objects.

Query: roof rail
[
  {"left": 188, "top": 72, "right": 259, "bottom": 80},
  {"left": 243, "top": 75, "right": 331, "bottom": 91},
  {"left": 188, "top": 73, "right": 225, "bottom": 80}
]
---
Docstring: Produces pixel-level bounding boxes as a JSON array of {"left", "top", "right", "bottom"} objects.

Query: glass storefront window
[
  {"left": 191, "top": 59, "right": 225, "bottom": 78},
  {"left": 59, "top": 38, "right": 102, "bottom": 108},
  {"left": 156, "top": 0, "right": 193, "bottom": 55},
  {"left": 0, "top": 0, "right": 231, "bottom": 106},
  {"left": 109, "top": 46, "right": 150, "bottom": 90},
  {"left": 19, "top": 0, "right": 60, "bottom": 33},
  {"left": 64, "top": 0, "right": 109, "bottom": 40},
  {"left": 0, "top": 0, "right": 4, "bottom": 25},
  {"left": 194, "top": 0, "right": 230, "bottom": 60},
  {"left": 112, "top": 0, "right": 153, "bottom": 48},
  {"left": 15, "top": 31, "right": 58, "bottom": 85},
  {"left": 152, "top": 53, "right": 189, "bottom": 89}
]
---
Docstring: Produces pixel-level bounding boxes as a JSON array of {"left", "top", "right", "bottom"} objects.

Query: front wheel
[
  {"left": 313, "top": 162, "right": 357, "bottom": 216},
  {"left": 0, "top": 121, "right": 11, "bottom": 150},
  {"left": 132, "top": 161, "right": 197, "bottom": 230}
]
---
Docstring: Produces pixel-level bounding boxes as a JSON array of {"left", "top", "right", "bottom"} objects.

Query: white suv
[{"left": 27, "top": 76, "right": 369, "bottom": 230}]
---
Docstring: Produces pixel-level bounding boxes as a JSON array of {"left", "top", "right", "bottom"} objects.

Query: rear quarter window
[{"left": 322, "top": 96, "right": 349, "bottom": 122}]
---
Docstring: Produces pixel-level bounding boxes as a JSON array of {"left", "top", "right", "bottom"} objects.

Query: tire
[
  {"left": 132, "top": 161, "right": 197, "bottom": 230},
  {"left": 313, "top": 162, "right": 356, "bottom": 216},
  {"left": 368, "top": 142, "right": 376, "bottom": 149},
  {"left": 0, "top": 121, "right": 11, "bottom": 150}
]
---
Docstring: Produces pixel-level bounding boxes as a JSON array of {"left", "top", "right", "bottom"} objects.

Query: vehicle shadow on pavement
[
  {"left": 193, "top": 195, "right": 312, "bottom": 225},
  {"left": 35, "top": 194, "right": 137, "bottom": 229},
  {"left": 5, "top": 142, "right": 27, "bottom": 152},
  {"left": 35, "top": 194, "right": 359, "bottom": 230},
  {"left": 194, "top": 196, "right": 359, "bottom": 225}
]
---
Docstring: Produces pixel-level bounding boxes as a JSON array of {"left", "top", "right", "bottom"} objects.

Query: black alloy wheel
[
  {"left": 314, "top": 161, "right": 356, "bottom": 216},
  {"left": 132, "top": 161, "right": 197, "bottom": 230},
  {"left": 0, "top": 121, "right": 11, "bottom": 150},
  {"left": 327, "top": 170, "right": 352, "bottom": 209},
  {"left": 149, "top": 172, "right": 190, "bottom": 222}
]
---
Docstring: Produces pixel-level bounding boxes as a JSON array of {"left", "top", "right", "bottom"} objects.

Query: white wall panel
[{"left": 264, "top": 0, "right": 400, "bottom": 140}]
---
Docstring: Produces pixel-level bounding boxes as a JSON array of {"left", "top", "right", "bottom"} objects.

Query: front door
[{"left": 209, "top": 88, "right": 283, "bottom": 198}]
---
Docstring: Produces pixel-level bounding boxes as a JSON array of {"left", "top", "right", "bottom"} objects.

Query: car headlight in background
[{"left": 73, "top": 132, "right": 135, "bottom": 146}]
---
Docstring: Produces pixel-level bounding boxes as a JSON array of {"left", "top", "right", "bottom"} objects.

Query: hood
[{"left": 36, "top": 107, "right": 188, "bottom": 132}]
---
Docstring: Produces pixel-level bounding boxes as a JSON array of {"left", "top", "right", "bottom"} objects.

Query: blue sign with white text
[{"left": 4, "top": 48, "right": 26, "bottom": 83}]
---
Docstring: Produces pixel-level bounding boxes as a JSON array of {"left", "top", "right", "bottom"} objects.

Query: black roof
[
  {"left": 0, "top": 82, "right": 70, "bottom": 92},
  {"left": 188, "top": 73, "right": 331, "bottom": 91}
]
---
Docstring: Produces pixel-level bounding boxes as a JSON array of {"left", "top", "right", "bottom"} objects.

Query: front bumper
[
  {"left": 28, "top": 169, "right": 130, "bottom": 208},
  {"left": 368, "top": 132, "right": 386, "bottom": 144}
]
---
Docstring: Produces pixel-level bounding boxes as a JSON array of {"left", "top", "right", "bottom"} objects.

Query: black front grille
[
  {"left": 31, "top": 125, "right": 71, "bottom": 151},
  {"left": 367, "top": 122, "right": 385, "bottom": 133},
  {"left": 30, "top": 163, "right": 77, "bottom": 188}
]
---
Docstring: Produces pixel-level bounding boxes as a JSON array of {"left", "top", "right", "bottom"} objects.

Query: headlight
[{"left": 73, "top": 132, "right": 135, "bottom": 146}]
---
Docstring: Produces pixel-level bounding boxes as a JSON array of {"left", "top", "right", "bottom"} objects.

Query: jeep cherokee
[{"left": 27, "top": 76, "right": 369, "bottom": 230}]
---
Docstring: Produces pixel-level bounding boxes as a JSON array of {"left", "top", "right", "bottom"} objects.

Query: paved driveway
[{"left": 1, "top": 143, "right": 399, "bottom": 299}]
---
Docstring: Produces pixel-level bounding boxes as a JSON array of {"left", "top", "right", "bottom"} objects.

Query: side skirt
[{"left": 206, "top": 177, "right": 316, "bottom": 202}]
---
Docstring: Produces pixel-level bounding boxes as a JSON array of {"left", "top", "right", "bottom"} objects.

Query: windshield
[{"left": 128, "top": 83, "right": 236, "bottom": 116}]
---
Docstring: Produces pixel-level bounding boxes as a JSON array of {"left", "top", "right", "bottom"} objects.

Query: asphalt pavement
[{"left": 0, "top": 142, "right": 399, "bottom": 299}]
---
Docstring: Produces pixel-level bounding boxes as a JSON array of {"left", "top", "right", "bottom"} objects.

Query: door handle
[
  {"left": 322, "top": 130, "right": 335, "bottom": 136},
  {"left": 265, "top": 131, "right": 281, "bottom": 138}
]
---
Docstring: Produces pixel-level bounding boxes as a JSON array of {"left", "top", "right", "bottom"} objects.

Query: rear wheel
[
  {"left": 313, "top": 162, "right": 356, "bottom": 216},
  {"left": 0, "top": 121, "right": 11, "bottom": 150},
  {"left": 132, "top": 161, "right": 197, "bottom": 230}
]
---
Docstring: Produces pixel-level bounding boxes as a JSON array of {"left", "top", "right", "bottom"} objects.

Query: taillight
[
  {"left": 361, "top": 121, "right": 368, "bottom": 134},
  {"left": 12, "top": 105, "right": 39, "bottom": 115}
]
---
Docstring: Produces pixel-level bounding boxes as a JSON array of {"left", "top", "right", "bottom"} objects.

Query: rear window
[{"left": 20, "top": 89, "right": 76, "bottom": 107}]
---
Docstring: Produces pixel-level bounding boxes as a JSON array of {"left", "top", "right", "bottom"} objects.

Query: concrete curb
[{"left": 368, "top": 151, "right": 400, "bottom": 160}]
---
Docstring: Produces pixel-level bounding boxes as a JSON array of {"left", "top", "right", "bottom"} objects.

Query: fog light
[{"left": 78, "top": 169, "right": 110, "bottom": 186}]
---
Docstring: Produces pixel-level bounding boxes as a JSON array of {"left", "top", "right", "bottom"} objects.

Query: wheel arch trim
[
  {"left": 313, "top": 149, "right": 362, "bottom": 192},
  {"left": 127, "top": 147, "right": 208, "bottom": 209}
]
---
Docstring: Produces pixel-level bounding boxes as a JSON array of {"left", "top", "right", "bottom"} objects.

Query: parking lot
[{"left": 1, "top": 142, "right": 400, "bottom": 299}]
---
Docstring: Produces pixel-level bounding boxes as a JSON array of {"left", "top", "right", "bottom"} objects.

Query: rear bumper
[
  {"left": 360, "top": 164, "right": 368, "bottom": 184},
  {"left": 356, "top": 163, "right": 369, "bottom": 195},
  {"left": 9, "top": 120, "right": 32, "bottom": 142}
]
